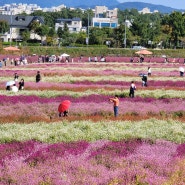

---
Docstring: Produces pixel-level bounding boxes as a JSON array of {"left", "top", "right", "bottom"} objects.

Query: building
[
  {"left": 42, "top": 4, "right": 66, "bottom": 12},
  {"left": 92, "top": 6, "right": 118, "bottom": 28},
  {"left": 139, "top": 7, "right": 159, "bottom": 14},
  {"left": 0, "top": 3, "right": 42, "bottom": 15},
  {"left": 55, "top": 18, "right": 82, "bottom": 33},
  {"left": 92, "top": 17, "right": 118, "bottom": 28},
  {"left": 0, "top": 14, "right": 44, "bottom": 42}
]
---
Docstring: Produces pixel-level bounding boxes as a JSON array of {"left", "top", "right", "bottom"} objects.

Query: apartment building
[{"left": 92, "top": 6, "right": 118, "bottom": 28}]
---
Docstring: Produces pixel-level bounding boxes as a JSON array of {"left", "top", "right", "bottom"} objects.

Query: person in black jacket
[
  {"left": 19, "top": 78, "right": 24, "bottom": 90},
  {"left": 14, "top": 73, "right": 19, "bottom": 81},
  {"left": 36, "top": 71, "right": 41, "bottom": 83},
  {"left": 129, "top": 81, "right": 136, "bottom": 98},
  {"left": 142, "top": 75, "right": 148, "bottom": 87}
]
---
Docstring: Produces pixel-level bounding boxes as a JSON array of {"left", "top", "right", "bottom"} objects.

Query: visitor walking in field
[
  {"left": 109, "top": 95, "right": 119, "bottom": 117},
  {"left": 148, "top": 67, "right": 152, "bottom": 76},
  {"left": 129, "top": 81, "right": 136, "bottom": 98},
  {"left": 94, "top": 56, "right": 98, "bottom": 62},
  {"left": 142, "top": 75, "right": 148, "bottom": 87},
  {"left": 36, "top": 71, "right": 41, "bottom": 83},
  {"left": 179, "top": 67, "right": 184, "bottom": 77},
  {"left": 14, "top": 73, "right": 19, "bottom": 82}
]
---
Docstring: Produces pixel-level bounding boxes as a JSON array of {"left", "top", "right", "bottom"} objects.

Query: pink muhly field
[
  {"left": 1, "top": 59, "right": 185, "bottom": 184},
  {"left": 0, "top": 139, "right": 185, "bottom": 185},
  {"left": 0, "top": 95, "right": 184, "bottom": 122}
]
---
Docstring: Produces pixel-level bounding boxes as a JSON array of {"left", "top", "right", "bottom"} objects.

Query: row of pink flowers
[
  {"left": 0, "top": 139, "right": 184, "bottom": 184},
  {"left": 0, "top": 94, "right": 183, "bottom": 104},
  {"left": 1, "top": 80, "right": 185, "bottom": 91},
  {"left": 0, "top": 95, "right": 184, "bottom": 117}
]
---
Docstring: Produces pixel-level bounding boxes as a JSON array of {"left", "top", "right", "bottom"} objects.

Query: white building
[
  {"left": 92, "top": 17, "right": 118, "bottom": 28},
  {"left": 55, "top": 18, "right": 82, "bottom": 33},
  {"left": 0, "top": 3, "right": 65, "bottom": 15},
  {"left": 42, "top": 4, "right": 66, "bottom": 12},
  {"left": 92, "top": 6, "right": 118, "bottom": 28},
  {"left": 139, "top": 7, "right": 159, "bottom": 14},
  {"left": 0, "top": 3, "right": 42, "bottom": 15}
]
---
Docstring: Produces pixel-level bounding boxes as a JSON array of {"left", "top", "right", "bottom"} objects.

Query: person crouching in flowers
[{"left": 109, "top": 95, "right": 119, "bottom": 117}]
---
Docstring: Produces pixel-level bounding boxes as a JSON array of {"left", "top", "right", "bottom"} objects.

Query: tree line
[{"left": 0, "top": 8, "right": 185, "bottom": 48}]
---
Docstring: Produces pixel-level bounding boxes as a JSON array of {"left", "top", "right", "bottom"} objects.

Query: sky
[{"left": 118, "top": 0, "right": 184, "bottom": 9}]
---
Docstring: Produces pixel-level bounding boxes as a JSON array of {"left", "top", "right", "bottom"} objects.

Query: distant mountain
[
  {"left": 114, "top": 2, "right": 185, "bottom": 13},
  {"left": 0, "top": 1, "right": 184, "bottom": 13}
]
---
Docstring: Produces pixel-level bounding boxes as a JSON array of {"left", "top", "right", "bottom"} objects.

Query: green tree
[
  {"left": 29, "top": 20, "right": 40, "bottom": 39},
  {"left": 113, "top": 24, "right": 125, "bottom": 47},
  {"left": 76, "top": 31, "right": 86, "bottom": 44},
  {"left": 58, "top": 23, "right": 69, "bottom": 45},
  {"left": 21, "top": 30, "right": 30, "bottom": 44},
  {"left": 46, "top": 27, "right": 58, "bottom": 46},
  {"left": 57, "top": 27, "right": 63, "bottom": 38},
  {"left": 89, "top": 27, "right": 108, "bottom": 45},
  {"left": 63, "top": 22, "right": 69, "bottom": 34},
  {"left": 168, "top": 12, "right": 185, "bottom": 47},
  {"left": 35, "top": 25, "right": 49, "bottom": 44},
  {"left": 47, "top": 27, "right": 56, "bottom": 37},
  {"left": 0, "top": 20, "right": 9, "bottom": 34}
]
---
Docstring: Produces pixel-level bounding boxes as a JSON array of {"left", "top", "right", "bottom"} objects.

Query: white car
[{"left": 132, "top": 46, "right": 147, "bottom": 50}]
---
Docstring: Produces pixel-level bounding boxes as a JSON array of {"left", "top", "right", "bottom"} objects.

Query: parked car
[{"left": 132, "top": 46, "right": 147, "bottom": 50}]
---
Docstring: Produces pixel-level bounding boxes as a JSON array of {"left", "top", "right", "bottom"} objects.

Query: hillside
[{"left": 115, "top": 2, "right": 184, "bottom": 13}]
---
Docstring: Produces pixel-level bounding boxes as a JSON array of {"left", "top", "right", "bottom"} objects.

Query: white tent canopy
[{"left": 61, "top": 53, "right": 70, "bottom": 57}]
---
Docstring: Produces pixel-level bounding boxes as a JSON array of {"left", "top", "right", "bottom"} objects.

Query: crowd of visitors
[{"left": 2, "top": 52, "right": 184, "bottom": 118}]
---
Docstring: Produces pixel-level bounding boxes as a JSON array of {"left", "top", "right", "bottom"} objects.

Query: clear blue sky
[{"left": 118, "top": 0, "right": 184, "bottom": 9}]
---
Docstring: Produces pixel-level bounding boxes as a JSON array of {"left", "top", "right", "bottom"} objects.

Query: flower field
[{"left": 0, "top": 58, "right": 185, "bottom": 184}]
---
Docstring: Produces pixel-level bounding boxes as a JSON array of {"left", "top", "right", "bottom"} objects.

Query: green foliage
[
  {"left": 173, "top": 111, "right": 185, "bottom": 118},
  {"left": 22, "top": 9, "right": 185, "bottom": 48},
  {"left": 21, "top": 30, "right": 30, "bottom": 43},
  {"left": 29, "top": 20, "right": 40, "bottom": 32},
  {"left": 35, "top": 25, "right": 49, "bottom": 38},
  {"left": 89, "top": 27, "right": 108, "bottom": 45},
  {"left": 57, "top": 27, "right": 63, "bottom": 38},
  {"left": 76, "top": 31, "right": 86, "bottom": 44},
  {"left": 0, "top": 20, "right": 9, "bottom": 34}
]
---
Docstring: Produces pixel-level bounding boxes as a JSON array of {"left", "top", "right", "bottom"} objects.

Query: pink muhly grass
[
  {"left": 0, "top": 95, "right": 184, "bottom": 119},
  {"left": 174, "top": 143, "right": 185, "bottom": 158},
  {"left": 0, "top": 139, "right": 184, "bottom": 185}
]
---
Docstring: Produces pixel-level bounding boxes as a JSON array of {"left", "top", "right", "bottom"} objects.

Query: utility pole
[
  {"left": 124, "top": 16, "right": 127, "bottom": 48},
  {"left": 86, "top": 12, "right": 90, "bottom": 46},
  {"left": 10, "top": 10, "right": 13, "bottom": 46},
  {"left": 87, "top": 12, "right": 89, "bottom": 46}
]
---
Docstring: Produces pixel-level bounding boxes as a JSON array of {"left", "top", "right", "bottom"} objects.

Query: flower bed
[{"left": 0, "top": 60, "right": 185, "bottom": 184}]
